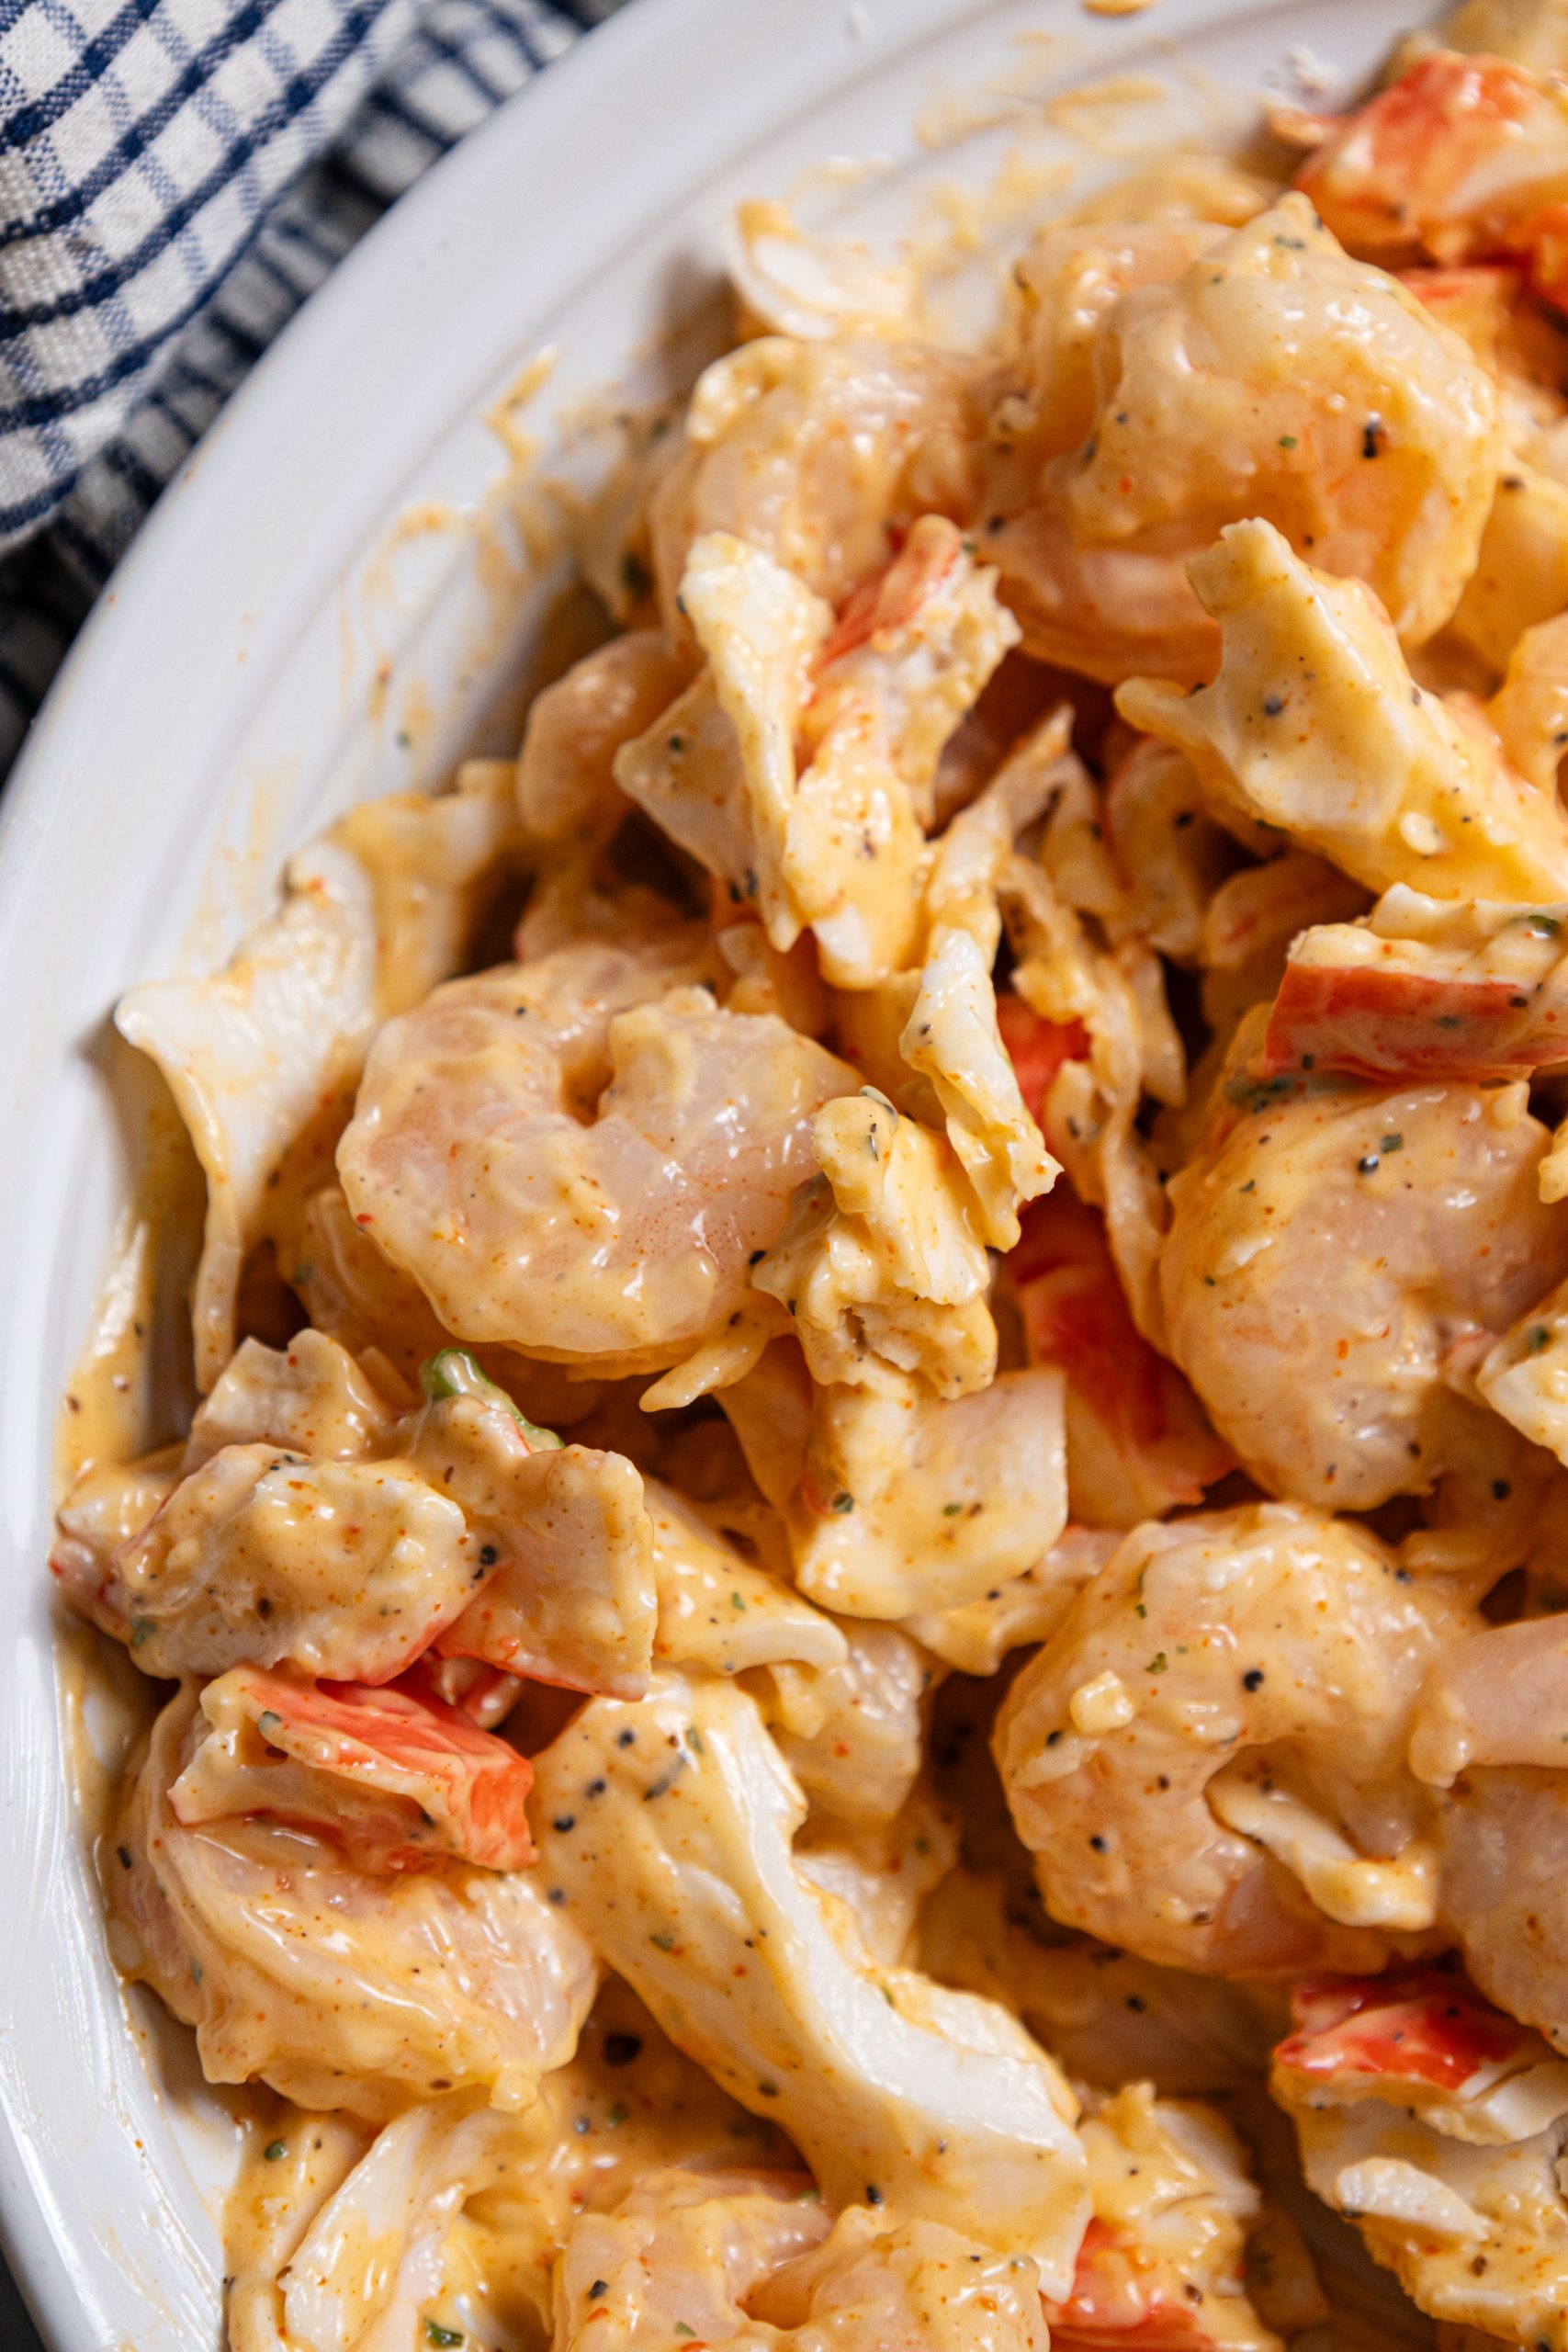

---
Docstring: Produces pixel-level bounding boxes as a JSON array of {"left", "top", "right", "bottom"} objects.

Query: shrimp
[
  {"left": 726, "top": 198, "right": 919, "bottom": 342},
  {"left": 1410, "top": 1617, "right": 1568, "bottom": 2049},
  {"left": 750, "top": 2208, "right": 1052, "bottom": 2352},
  {"left": 551, "top": 2169, "right": 831, "bottom": 2352},
  {"left": 109, "top": 1684, "right": 596, "bottom": 2119},
  {"left": 997, "top": 221, "right": 1228, "bottom": 475},
  {"left": 994, "top": 1501, "right": 1477, "bottom": 1976},
  {"left": 1118, "top": 522, "right": 1568, "bottom": 910},
  {"left": 515, "top": 629, "right": 693, "bottom": 845},
  {"left": 553, "top": 2179, "right": 1053, "bottom": 2352},
  {"left": 747, "top": 1615, "right": 931, "bottom": 1824},
  {"left": 988, "top": 196, "right": 1502, "bottom": 683},
  {"left": 337, "top": 935, "right": 856, "bottom": 1373},
  {"left": 647, "top": 336, "right": 985, "bottom": 625},
  {"left": 1270, "top": 1969, "right": 1568, "bottom": 2346},
  {"left": 278, "top": 1181, "right": 609, "bottom": 1428},
  {"left": 1159, "top": 1053, "right": 1568, "bottom": 1510}
]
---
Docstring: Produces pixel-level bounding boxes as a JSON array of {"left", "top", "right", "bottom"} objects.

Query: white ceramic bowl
[{"left": 0, "top": 0, "right": 1431, "bottom": 2341}]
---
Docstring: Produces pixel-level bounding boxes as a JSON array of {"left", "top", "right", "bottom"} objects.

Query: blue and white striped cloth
[{"left": 0, "top": 0, "right": 623, "bottom": 776}]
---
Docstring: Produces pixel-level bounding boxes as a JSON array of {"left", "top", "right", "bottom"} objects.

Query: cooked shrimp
[
  {"left": 551, "top": 2168, "right": 830, "bottom": 2352},
  {"left": 1409, "top": 1618, "right": 1568, "bottom": 2048},
  {"left": 752, "top": 2210, "right": 1050, "bottom": 2351},
  {"left": 1159, "top": 1060, "right": 1568, "bottom": 1509},
  {"left": 278, "top": 1181, "right": 608, "bottom": 1428},
  {"left": 997, "top": 221, "right": 1227, "bottom": 475},
  {"left": 989, "top": 196, "right": 1502, "bottom": 683},
  {"left": 338, "top": 936, "right": 855, "bottom": 1372},
  {"left": 647, "top": 336, "right": 985, "bottom": 624},
  {"left": 995, "top": 1501, "right": 1476, "bottom": 1976},
  {"left": 110, "top": 1685, "right": 596, "bottom": 2119},
  {"left": 747, "top": 1615, "right": 931, "bottom": 1824},
  {"left": 515, "top": 629, "right": 693, "bottom": 844},
  {"left": 554, "top": 2177, "right": 1055, "bottom": 2352}
]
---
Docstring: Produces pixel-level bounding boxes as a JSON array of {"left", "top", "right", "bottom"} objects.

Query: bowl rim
[{"left": 0, "top": 0, "right": 1409, "bottom": 2338}]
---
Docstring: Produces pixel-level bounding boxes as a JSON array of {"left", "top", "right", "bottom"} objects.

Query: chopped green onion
[{"left": 419, "top": 1350, "right": 561, "bottom": 1449}]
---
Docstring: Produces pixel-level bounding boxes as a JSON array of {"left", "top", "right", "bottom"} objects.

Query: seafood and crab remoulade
[{"left": 56, "top": 6, "right": 1568, "bottom": 2345}]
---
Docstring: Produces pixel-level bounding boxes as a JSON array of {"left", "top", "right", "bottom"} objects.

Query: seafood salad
[{"left": 55, "top": 2, "right": 1568, "bottom": 2346}]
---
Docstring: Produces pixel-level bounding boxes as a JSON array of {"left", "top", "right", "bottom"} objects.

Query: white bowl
[{"left": 0, "top": 0, "right": 1429, "bottom": 2341}]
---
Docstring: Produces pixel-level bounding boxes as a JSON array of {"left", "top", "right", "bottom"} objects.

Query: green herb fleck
[
  {"left": 831, "top": 1491, "right": 855, "bottom": 1514},
  {"left": 942, "top": 1501, "right": 964, "bottom": 1516},
  {"left": 264, "top": 2140, "right": 288, "bottom": 2163},
  {"left": 130, "top": 1617, "right": 155, "bottom": 1648},
  {"left": 425, "top": 2325, "right": 464, "bottom": 2348},
  {"left": 1381, "top": 1133, "right": 1404, "bottom": 1154},
  {"left": 1145, "top": 1652, "right": 1168, "bottom": 1675},
  {"left": 1278, "top": 435, "right": 1298, "bottom": 450},
  {"left": 1527, "top": 1325, "right": 1554, "bottom": 1354},
  {"left": 606, "top": 2101, "right": 629, "bottom": 2128},
  {"left": 730, "top": 1590, "right": 747, "bottom": 1611},
  {"left": 650, "top": 1930, "right": 676, "bottom": 1951},
  {"left": 418, "top": 1349, "right": 561, "bottom": 1449}
]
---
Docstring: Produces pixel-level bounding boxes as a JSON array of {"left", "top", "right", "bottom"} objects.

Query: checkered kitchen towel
[{"left": 0, "top": 0, "right": 623, "bottom": 778}]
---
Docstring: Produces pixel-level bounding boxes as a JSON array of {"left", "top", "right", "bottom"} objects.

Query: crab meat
[
  {"left": 167, "top": 1665, "right": 536, "bottom": 1875},
  {"left": 1296, "top": 51, "right": 1568, "bottom": 301},
  {"left": 1009, "top": 1188, "right": 1233, "bottom": 1526},
  {"left": 1261, "top": 888, "right": 1568, "bottom": 1080},
  {"left": 1273, "top": 1971, "right": 1568, "bottom": 2143}
]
